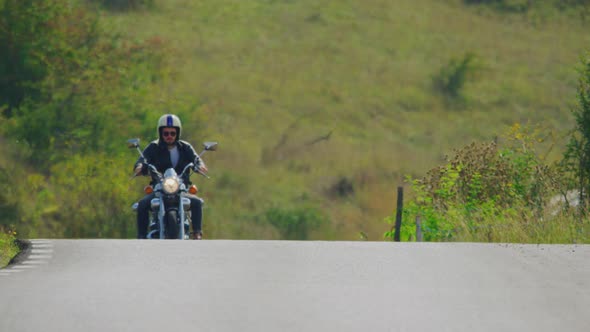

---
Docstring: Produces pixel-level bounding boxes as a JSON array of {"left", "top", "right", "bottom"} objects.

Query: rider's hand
[
  {"left": 134, "top": 164, "right": 143, "bottom": 175},
  {"left": 197, "top": 164, "right": 208, "bottom": 174}
]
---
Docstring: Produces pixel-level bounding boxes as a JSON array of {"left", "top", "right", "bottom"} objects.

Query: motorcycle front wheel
[{"left": 164, "top": 210, "right": 179, "bottom": 239}]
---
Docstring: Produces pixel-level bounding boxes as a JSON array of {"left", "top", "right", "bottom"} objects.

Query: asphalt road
[{"left": 1, "top": 239, "right": 589, "bottom": 332}]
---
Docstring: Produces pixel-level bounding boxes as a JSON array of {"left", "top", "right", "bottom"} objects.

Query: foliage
[
  {"left": 385, "top": 124, "right": 572, "bottom": 242},
  {"left": 559, "top": 0, "right": 590, "bottom": 6},
  {"left": 0, "top": 227, "right": 19, "bottom": 267},
  {"left": 47, "top": 154, "right": 135, "bottom": 238},
  {"left": 0, "top": 152, "right": 142, "bottom": 239},
  {"left": 265, "top": 206, "right": 327, "bottom": 240},
  {"left": 463, "top": 0, "right": 590, "bottom": 12},
  {"left": 561, "top": 53, "right": 590, "bottom": 212},
  {"left": 89, "top": 0, "right": 154, "bottom": 11},
  {"left": 463, "top": 0, "right": 531, "bottom": 13},
  {"left": 0, "top": 0, "right": 170, "bottom": 238},
  {"left": 0, "top": 0, "right": 95, "bottom": 113},
  {"left": 433, "top": 52, "right": 481, "bottom": 101},
  {"left": 1, "top": 0, "right": 168, "bottom": 162},
  {"left": 0, "top": 167, "right": 18, "bottom": 222}
]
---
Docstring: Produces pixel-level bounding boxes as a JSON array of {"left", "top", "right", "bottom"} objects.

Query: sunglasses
[{"left": 162, "top": 131, "right": 177, "bottom": 137}]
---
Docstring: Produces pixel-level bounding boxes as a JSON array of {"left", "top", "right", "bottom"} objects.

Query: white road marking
[
  {"left": 30, "top": 249, "right": 54, "bottom": 254},
  {"left": 31, "top": 244, "right": 53, "bottom": 249},
  {"left": 1, "top": 240, "right": 55, "bottom": 276},
  {"left": 28, "top": 254, "right": 53, "bottom": 259},
  {"left": 21, "top": 260, "right": 49, "bottom": 265},
  {"left": 16, "top": 265, "right": 37, "bottom": 269},
  {"left": 1, "top": 269, "right": 22, "bottom": 273}
]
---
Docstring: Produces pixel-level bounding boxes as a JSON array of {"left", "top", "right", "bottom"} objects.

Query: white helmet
[{"left": 157, "top": 114, "right": 182, "bottom": 140}]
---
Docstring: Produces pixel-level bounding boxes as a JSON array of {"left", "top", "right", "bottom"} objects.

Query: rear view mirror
[
  {"left": 127, "top": 138, "right": 140, "bottom": 149},
  {"left": 203, "top": 142, "right": 218, "bottom": 151}
]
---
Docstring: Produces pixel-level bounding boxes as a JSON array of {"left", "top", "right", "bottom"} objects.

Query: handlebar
[
  {"left": 146, "top": 162, "right": 208, "bottom": 180},
  {"left": 181, "top": 163, "right": 194, "bottom": 177},
  {"left": 145, "top": 163, "right": 162, "bottom": 182},
  {"left": 129, "top": 138, "right": 215, "bottom": 180}
]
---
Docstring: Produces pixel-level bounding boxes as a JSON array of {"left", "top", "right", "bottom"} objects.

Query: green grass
[
  {"left": 455, "top": 212, "right": 590, "bottom": 244},
  {"left": 97, "top": 0, "right": 590, "bottom": 240},
  {"left": 0, "top": 230, "right": 19, "bottom": 267}
]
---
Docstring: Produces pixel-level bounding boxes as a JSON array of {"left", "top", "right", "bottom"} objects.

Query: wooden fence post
[{"left": 394, "top": 186, "right": 403, "bottom": 242}]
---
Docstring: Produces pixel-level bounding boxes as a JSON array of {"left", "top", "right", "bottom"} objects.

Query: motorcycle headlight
[{"left": 163, "top": 177, "right": 180, "bottom": 194}]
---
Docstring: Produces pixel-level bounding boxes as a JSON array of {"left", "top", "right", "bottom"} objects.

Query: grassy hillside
[
  {"left": 96, "top": 0, "right": 590, "bottom": 240},
  {"left": 2, "top": 0, "right": 587, "bottom": 241}
]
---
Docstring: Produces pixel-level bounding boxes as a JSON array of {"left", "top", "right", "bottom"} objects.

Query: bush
[
  {"left": 432, "top": 52, "right": 480, "bottom": 100},
  {"left": 561, "top": 53, "right": 590, "bottom": 212},
  {"left": 385, "top": 124, "right": 564, "bottom": 242},
  {"left": 90, "top": 0, "right": 154, "bottom": 11},
  {"left": 0, "top": 0, "right": 100, "bottom": 114},
  {"left": 463, "top": 0, "right": 531, "bottom": 13},
  {"left": 0, "top": 227, "right": 19, "bottom": 267},
  {"left": 1, "top": 0, "right": 170, "bottom": 163},
  {"left": 265, "top": 206, "right": 327, "bottom": 240},
  {"left": 464, "top": 0, "right": 590, "bottom": 15}
]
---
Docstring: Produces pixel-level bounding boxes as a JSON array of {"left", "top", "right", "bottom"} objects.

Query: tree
[
  {"left": 562, "top": 53, "right": 590, "bottom": 212},
  {"left": 1, "top": 0, "right": 169, "bottom": 163},
  {"left": 0, "top": 0, "right": 172, "bottom": 238}
]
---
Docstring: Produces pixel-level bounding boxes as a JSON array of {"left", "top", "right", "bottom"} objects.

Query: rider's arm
[
  {"left": 188, "top": 144, "right": 208, "bottom": 173},
  {"left": 133, "top": 157, "right": 145, "bottom": 175},
  {"left": 133, "top": 143, "right": 155, "bottom": 176}
]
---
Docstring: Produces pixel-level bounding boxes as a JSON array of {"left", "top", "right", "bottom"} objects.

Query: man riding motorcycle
[{"left": 133, "top": 114, "right": 208, "bottom": 239}]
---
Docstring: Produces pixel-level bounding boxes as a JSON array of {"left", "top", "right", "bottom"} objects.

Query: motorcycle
[{"left": 128, "top": 138, "right": 217, "bottom": 239}]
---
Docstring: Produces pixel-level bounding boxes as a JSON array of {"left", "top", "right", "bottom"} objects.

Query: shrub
[
  {"left": 432, "top": 52, "right": 480, "bottom": 100},
  {"left": 90, "top": 0, "right": 154, "bottom": 11},
  {"left": 463, "top": 0, "right": 531, "bottom": 13},
  {"left": 464, "top": 0, "right": 590, "bottom": 15},
  {"left": 385, "top": 124, "right": 562, "bottom": 242},
  {"left": 1, "top": 0, "right": 170, "bottom": 163},
  {"left": 0, "top": 227, "right": 19, "bottom": 267},
  {"left": 326, "top": 176, "right": 354, "bottom": 198},
  {"left": 0, "top": 0, "right": 100, "bottom": 114},
  {"left": 46, "top": 154, "right": 135, "bottom": 238},
  {"left": 265, "top": 206, "right": 327, "bottom": 240},
  {"left": 561, "top": 53, "right": 590, "bottom": 212}
]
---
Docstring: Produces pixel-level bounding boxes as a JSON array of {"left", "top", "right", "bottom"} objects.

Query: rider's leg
[
  {"left": 136, "top": 193, "right": 155, "bottom": 239},
  {"left": 188, "top": 196, "right": 204, "bottom": 236}
]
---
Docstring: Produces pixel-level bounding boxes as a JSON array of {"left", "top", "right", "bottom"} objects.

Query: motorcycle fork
[
  {"left": 179, "top": 196, "right": 192, "bottom": 239},
  {"left": 158, "top": 199, "right": 166, "bottom": 239},
  {"left": 178, "top": 199, "right": 185, "bottom": 239}
]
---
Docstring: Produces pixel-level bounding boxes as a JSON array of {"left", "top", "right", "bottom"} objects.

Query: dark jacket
[{"left": 134, "top": 139, "right": 203, "bottom": 185}]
